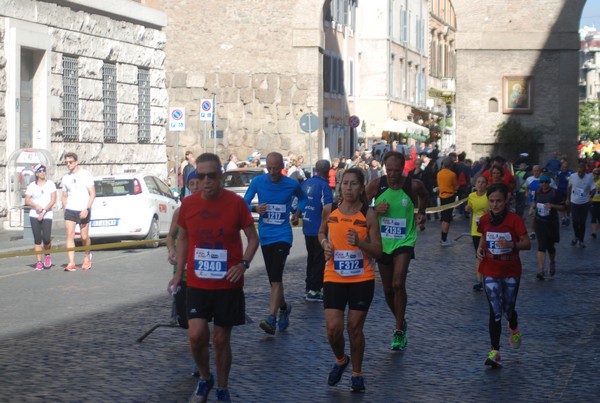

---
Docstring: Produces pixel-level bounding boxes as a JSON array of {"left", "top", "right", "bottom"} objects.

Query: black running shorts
[{"left": 186, "top": 287, "right": 245, "bottom": 327}]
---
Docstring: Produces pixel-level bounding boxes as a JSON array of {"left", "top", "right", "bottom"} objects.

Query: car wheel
[{"left": 145, "top": 217, "right": 159, "bottom": 248}]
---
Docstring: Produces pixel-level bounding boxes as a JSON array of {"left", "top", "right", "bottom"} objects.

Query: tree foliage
[
  {"left": 494, "top": 118, "right": 543, "bottom": 163},
  {"left": 578, "top": 101, "right": 600, "bottom": 140}
]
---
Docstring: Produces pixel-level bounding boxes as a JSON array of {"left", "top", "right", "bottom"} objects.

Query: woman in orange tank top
[{"left": 317, "top": 168, "right": 382, "bottom": 393}]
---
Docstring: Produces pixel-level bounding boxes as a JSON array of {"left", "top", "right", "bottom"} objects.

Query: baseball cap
[
  {"left": 187, "top": 169, "right": 198, "bottom": 183},
  {"left": 539, "top": 175, "right": 551, "bottom": 182},
  {"left": 34, "top": 164, "right": 46, "bottom": 173}
]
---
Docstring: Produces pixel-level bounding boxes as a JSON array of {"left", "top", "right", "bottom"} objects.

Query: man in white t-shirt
[
  {"left": 566, "top": 162, "right": 595, "bottom": 248},
  {"left": 61, "top": 152, "right": 95, "bottom": 272}
]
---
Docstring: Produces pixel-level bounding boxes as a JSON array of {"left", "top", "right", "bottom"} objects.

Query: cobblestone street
[{"left": 0, "top": 217, "right": 598, "bottom": 402}]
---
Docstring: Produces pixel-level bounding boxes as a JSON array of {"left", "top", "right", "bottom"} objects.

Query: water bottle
[{"left": 169, "top": 284, "right": 181, "bottom": 296}]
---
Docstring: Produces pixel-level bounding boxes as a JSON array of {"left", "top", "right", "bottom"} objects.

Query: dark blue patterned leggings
[{"left": 484, "top": 276, "right": 520, "bottom": 350}]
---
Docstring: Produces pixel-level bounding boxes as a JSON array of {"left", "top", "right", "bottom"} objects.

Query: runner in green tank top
[
  {"left": 375, "top": 178, "right": 418, "bottom": 250},
  {"left": 366, "top": 151, "right": 428, "bottom": 351}
]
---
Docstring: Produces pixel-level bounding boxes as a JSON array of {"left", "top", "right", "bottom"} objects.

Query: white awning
[{"left": 382, "top": 118, "right": 429, "bottom": 136}]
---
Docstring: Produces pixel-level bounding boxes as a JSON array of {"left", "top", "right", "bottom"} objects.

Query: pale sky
[{"left": 581, "top": 0, "right": 600, "bottom": 28}]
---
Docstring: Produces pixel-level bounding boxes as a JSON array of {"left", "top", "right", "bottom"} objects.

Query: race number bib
[
  {"left": 381, "top": 217, "right": 407, "bottom": 239},
  {"left": 485, "top": 232, "right": 513, "bottom": 255},
  {"left": 263, "top": 204, "right": 286, "bottom": 225},
  {"left": 536, "top": 202, "right": 550, "bottom": 217},
  {"left": 572, "top": 187, "right": 586, "bottom": 198},
  {"left": 194, "top": 248, "right": 228, "bottom": 279},
  {"left": 333, "top": 250, "right": 364, "bottom": 277}
]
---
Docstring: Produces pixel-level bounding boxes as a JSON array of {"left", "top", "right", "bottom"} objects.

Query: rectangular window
[
  {"left": 338, "top": 58, "right": 345, "bottom": 95},
  {"left": 62, "top": 55, "right": 79, "bottom": 142},
  {"left": 332, "top": 57, "right": 339, "bottom": 94},
  {"left": 408, "top": 11, "right": 412, "bottom": 45},
  {"left": 138, "top": 68, "right": 151, "bottom": 143},
  {"left": 400, "top": 58, "right": 405, "bottom": 100},
  {"left": 349, "top": 59, "right": 354, "bottom": 96},
  {"left": 324, "top": 54, "right": 331, "bottom": 94},
  {"left": 389, "top": 54, "right": 395, "bottom": 97},
  {"left": 400, "top": 9, "right": 407, "bottom": 43},
  {"left": 102, "top": 63, "right": 117, "bottom": 143}
]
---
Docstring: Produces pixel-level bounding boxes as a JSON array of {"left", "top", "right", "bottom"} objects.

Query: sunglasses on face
[
  {"left": 37, "top": 169, "right": 46, "bottom": 173},
  {"left": 540, "top": 180, "right": 550, "bottom": 183},
  {"left": 65, "top": 160, "right": 76, "bottom": 165},
  {"left": 197, "top": 171, "right": 219, "bottom": 180}
]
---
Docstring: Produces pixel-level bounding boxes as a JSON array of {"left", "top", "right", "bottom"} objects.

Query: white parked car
[{"left": 84, "top": 173, "right": 179, "bottom": 247}]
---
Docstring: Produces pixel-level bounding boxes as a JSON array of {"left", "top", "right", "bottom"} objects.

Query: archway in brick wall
[{"left": 452, "top": 0, "right": 587, "bottom": 164}]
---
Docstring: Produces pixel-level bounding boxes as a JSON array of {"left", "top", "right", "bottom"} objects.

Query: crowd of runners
[{"left": 167, "top": 145, "right": 600, "bottom": 402}]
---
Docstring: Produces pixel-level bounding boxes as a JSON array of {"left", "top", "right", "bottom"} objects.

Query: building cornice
[{"left": 43, "top": 0, "right": 167, "bottom": 28}]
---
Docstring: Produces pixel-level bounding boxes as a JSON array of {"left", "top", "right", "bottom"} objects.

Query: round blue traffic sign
[
  {"left": 201, "top": 101, "right": 212, "bottom": 111},
  {"left": 172, "top": 109, "right": 183, "bottom": 120},
  {"left": 349, "top": 115, "right": 360, "bottom": 128}
]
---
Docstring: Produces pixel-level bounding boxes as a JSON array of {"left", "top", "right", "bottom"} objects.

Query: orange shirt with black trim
[
  {"left": 324, "top": 205, "right": 375, "bottom": 283},
  {"left": 437, "top": 168, "right": 458, "bottom": 198}
]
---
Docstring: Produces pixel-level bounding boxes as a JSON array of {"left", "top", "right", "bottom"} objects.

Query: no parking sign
[
  {"left": 200, "top": 99, "right": 213, "bottom": 121},
  {"left": 169, "top": 107, "right": 185, "bottom": 131}
]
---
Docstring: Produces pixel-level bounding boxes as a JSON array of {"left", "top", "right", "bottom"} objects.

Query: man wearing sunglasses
[
  {"left": 169, "top": 153, "right": 259, "bottom": 402},
  {"left": 243, "top": 151, "right": 306, "bottom": 335},
  {"left": 61, "top": 152, "right": 95, "bottom": 272}
]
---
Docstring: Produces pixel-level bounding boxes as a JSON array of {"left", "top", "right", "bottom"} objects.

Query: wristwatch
[{"left": 240, "top": 259, "right": 250, "bottom": 269}]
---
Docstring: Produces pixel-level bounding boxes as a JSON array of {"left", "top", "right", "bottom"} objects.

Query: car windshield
[
  {"left": 222, "top": 171, "right": 262, "bottom": 187},
  {"left": 95, "top": 179, "right": 133, "bottom": 197}
]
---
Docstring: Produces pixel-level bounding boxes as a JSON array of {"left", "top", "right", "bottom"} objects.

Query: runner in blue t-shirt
[
  {"left": 244, "top": 152, "right": 306, "bottom": 335},
  {"left": 296, "top": 160, "right": 333, "bottom": 302}
]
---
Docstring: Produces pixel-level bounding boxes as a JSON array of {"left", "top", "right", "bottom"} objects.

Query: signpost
[
  {"left": 299, "top": 112, "right": 320, "bottom": 171},
  {"left": 200, "top": 99, "right": 213, "bottom": 153},
  {"left": 169, "top": 107, "right": 185, "bottom": 131},
  {"left": 169, "top": 107, "right": 185, "bottom": 191}
]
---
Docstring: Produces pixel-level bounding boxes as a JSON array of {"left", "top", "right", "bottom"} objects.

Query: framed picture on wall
[{"left": 503, "top": 76, "right": 534, "bottom": 114}]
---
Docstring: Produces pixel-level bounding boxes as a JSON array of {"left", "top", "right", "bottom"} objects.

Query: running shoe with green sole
[
  {"left": 508, "top": 325, "right": 522, "bottom": 349},
  {"left": 390, "top": 320, "right": 408, "bottom": 350},
  {"left": 484, "top": 349, "right": 502, "bottom": 368}
]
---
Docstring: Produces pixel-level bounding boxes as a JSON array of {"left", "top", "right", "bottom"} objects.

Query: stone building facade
[
  {"left": 157, "top": 0, "right": 330, "bottom": 174},
  {"left": 0, "top": 0, "right": 167, "bottom": 220},
  {"left": 356, "top": 0, "right": 431, "bottom": 146},
  {"left": 453, "top": 0, "right": 585, "bottom": 164}
]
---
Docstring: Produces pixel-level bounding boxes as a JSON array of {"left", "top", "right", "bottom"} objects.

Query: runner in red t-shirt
[
  {"left": 476, "top": 183, "right": 531, "bottom": 369},
  {"left": 168, "top": 153, "right": 259, "bottom": 402}
]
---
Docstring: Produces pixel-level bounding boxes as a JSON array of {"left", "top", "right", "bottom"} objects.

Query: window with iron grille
[
  {"left": 62, "top": 56, "right": 79, "bottom": 142},
  {"left": 138, "top": 68, "right": 151, "bottom": 143},
  {"left": 103, "top": 63, "right": 118, "bottom": 142}
]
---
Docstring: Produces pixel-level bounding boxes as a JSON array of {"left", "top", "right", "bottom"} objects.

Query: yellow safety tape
[
  {"left": 2, "top": 199, "right": 467, "bottom": 260},
  {"left": 0, "top": 238, "right": 166, "bottom": 260},
  {"left": 417, "top": 197, "right": 468, "bottom": 214}
]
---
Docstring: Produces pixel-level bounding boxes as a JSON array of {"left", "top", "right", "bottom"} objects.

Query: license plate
[{"left": 92, "top": 219, "right": 118, "bottom": 227}]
